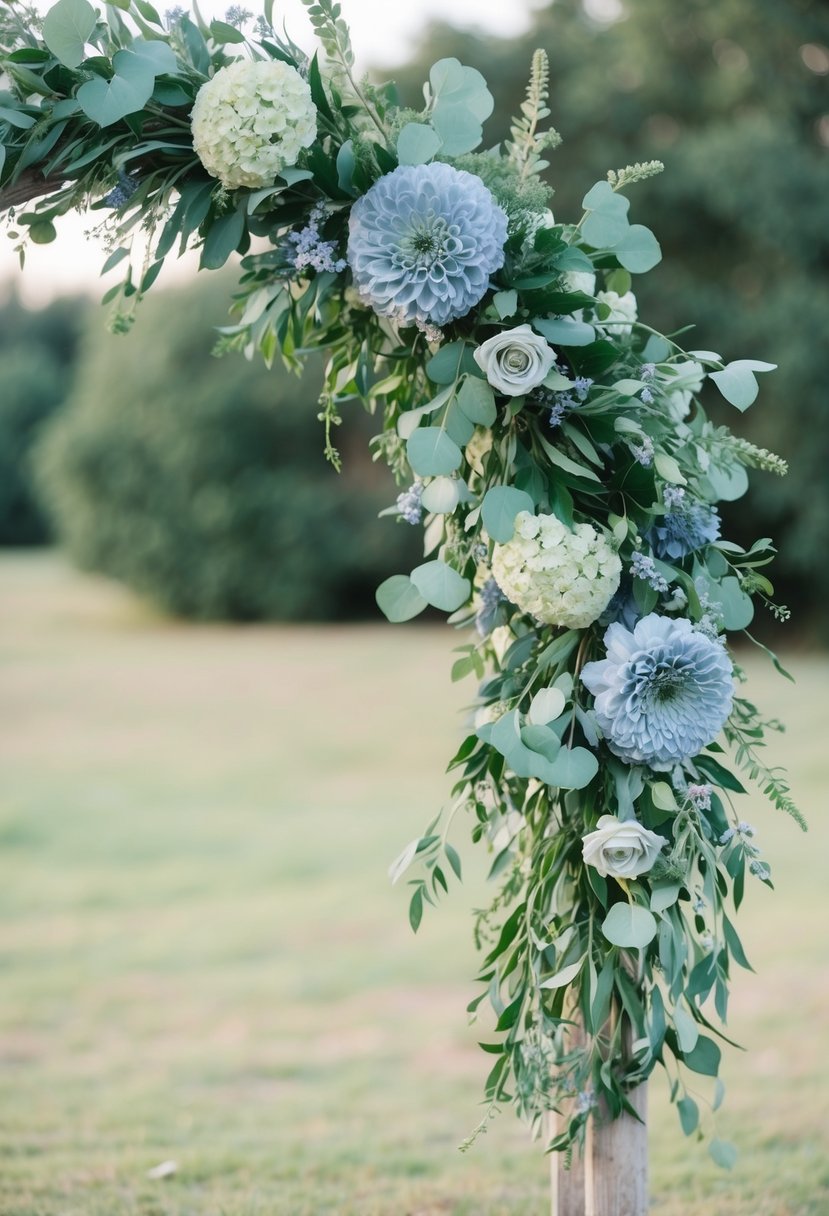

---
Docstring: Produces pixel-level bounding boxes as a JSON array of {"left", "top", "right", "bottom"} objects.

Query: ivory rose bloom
[
  {"left": 473, "top": 325, "right": 556, "bottom": 396},
  {"left": 582, "top": 815, "right": 665, "bottom": 880}
]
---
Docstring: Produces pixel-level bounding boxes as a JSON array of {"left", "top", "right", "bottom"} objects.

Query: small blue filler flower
[
  {"left": 581, "top": 613, "right": 734, "bottom": 768},
  {"left": 651, "top": 487, "right": 721, "bottom": 560},
  {"left": 347, "top": 163, "right": 508, "bottom": 327}
]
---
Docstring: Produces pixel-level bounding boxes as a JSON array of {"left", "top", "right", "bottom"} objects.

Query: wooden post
[
  {"left": 548, "top": 1011, "right": 648, "bottom": 1216},
  {"left": 550, "top": 1134, "right": 586, "bottom": 1216},
  {"left": 547, "top": 1081, "right": 648, "bottom": 1216},
  {"left": 584, "top": 1081, "right": 648, "bottom": 1216}
]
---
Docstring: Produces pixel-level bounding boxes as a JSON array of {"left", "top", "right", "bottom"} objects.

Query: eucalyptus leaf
[
  {"left": 650, "top": 882, "right": 681, "bottom": 914},
  {"left": 581, "top": 180, "right": 631, "bottom": 248},
  {"left": 493, "top": 289, "right": 518, "bottom": 320},
  {"left": 426, "top": 340, "right": 474, "bottom": 385},
  {"left": 375, "top": 575, "right": 427, "bottom": 623},
  {"left": 200, "top": 207, "right": 245, "bottom": 270},
  {"left": 601, "top": 903, "right": 658, "bottom": 948},
  {"left": 520, "top": 724, "right": 562, "bottom": 763},
  {"left": 78, "top": 48, "right": 157, "bottom": 126},
  {"left": 407, "top": 427, "right": 462, "bottom": 476},
  {"left": 429, "top": 57, "right": 494, "bottom": 122},
  {"left": 421, "top": 476, "right": 462, "bottom": 514},
  {"left": 682, "top": 1034, "right": 721, "bottom": 1076},
  {"left": 539, "top": 959, "right": 584, "bottom": 989},
  {"left": 42, "top": 0, "right": 96, "bottom": 68},
  {"left": 674, "top": 1003, "right": 700, "bottom": 1053},
  {"left": 527, "top": 687, "right": 566, "bottom": 726},
  {"left": 710, "top": 360, "right": 777, "bottom": 411},
  {"left": 677, "top": 1096, "right": 699, "bottom": 1136},
  {"left": 533, "top": 316, "right": 596, "bottom": 347},
  {"left": 457, "top": 377, "right": 497, "bottom": 426},
  {"left": 397, "top": 122, "right": 441, "bottom": 166},
  {"left": 431, "top": 105, "right": 483, "bottom": 156},
  {"left": 708, "top": 576, "right": 755, "bottom": 630},
  {"left": 410, "top": 561, "right": 470, "bottom": 612},
  {"left": 613, "top": 224, "right": 662, "bottom": 273},
  {"left": 481, "top": 485, "right": 534, "bottom": 543},
  {"left": 545, "top": 746, "right": 599, "bottom": 791},
  {"left": 709, "top": 1139, "right": 738, "bottom": 1170}
]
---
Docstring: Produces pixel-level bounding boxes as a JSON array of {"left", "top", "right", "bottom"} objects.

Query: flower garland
[{"left": 0, "top": 0, "right": 804, "bottom": 1169}]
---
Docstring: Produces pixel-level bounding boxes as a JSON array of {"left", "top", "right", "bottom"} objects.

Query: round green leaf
[
  {"left": 710, "top": 360, "right": 777, "bottom": 412},
  {"left": 375, "top": 575, "right": 427, "bottom": 623},
  {"left": 545, "top": 746, "right": 599, "bottom": 790},
  {"left": 421, "top": 476, "right": 461, "bottom": 514},
  {"left": 613, "top": 223, "right": 662, "bottom": 273},
  {"left": 406, "top": 428, "right": 462, "bottom": 477},
  {"left": 457, "top": 376, "right": 497, "bottom": 426},
  {"left": 28, "top": 220, "right": 57, "bottom": 244},
  {"left": 410, "top": 560, "right": 470, "bottom": 612},
  {"left": 42, "top": 0, "right": 97, "bottom": 68},
  {"left": 528, "top": 687, "right": 566, "bottom": 726},
  {"left": 601, "top": 903, "right": 658, "bottom": 948},
  {"left": 431, "top": 105, "right": 483, "bottom": 156},
  {"left": 397, "top": 122, "right": 442, "bottom": 166},
  {"left": 77, "top": 48, "right": 157, "bottom": 127},
  {"left": 481, "top": 485, "right": 534, "bottom": 543}
]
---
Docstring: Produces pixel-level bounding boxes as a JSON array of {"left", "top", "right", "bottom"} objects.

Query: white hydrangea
[
  {"left": 191, "top": 60, "right": 317, "bottom": 189},
  {"left": 595, "top": 289, "right": 638, "bottom": 337},
  {"left": 491, "top": 511, "right": 622, "bottom": 629}
]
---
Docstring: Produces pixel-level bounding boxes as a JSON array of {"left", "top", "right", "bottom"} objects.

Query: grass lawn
[{"left": 1, "top": 553, "right": 827, "bottom": 1215}]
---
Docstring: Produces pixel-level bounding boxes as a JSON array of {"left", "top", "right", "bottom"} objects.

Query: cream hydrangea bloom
[
  {"left": 191, "top": 60, "right": 317, "bottom": 189},
  {"left": 491, "top": 511, "right": 621, "bottom": 629}
]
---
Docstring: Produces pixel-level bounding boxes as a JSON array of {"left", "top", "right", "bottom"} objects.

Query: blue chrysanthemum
[
  {"left": 650, "top": 493, "right": 721, "bottom": 561},
  {"left": 581, "top": 613, "right": 734, "bottom": 768},
  {"left": 347, "top": 163, "right": 508, "bottom": 326}
]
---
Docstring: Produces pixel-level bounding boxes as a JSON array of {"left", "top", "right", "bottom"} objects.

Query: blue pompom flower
[
  {"left": 347, "top": 163, "right": 508, "bottom": 327},
  {"left": 581, "top": 613, "right": 734, "bottom": 768},
  {"left": 650, "top": 488, "right": 721, "bottom": 560}
]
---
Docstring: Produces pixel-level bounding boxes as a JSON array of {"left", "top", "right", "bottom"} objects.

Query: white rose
[
  {"left": 473, "top": 324, "right": 557, "bottom": 397},
  {"left": 582, "top": 815, "right": 665, "bottom": 880},
  {"left": 595, "top": 290, "right": 638, "bottom": 337}
]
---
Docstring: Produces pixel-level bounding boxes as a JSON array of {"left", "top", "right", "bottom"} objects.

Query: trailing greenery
[{"left": 0, "top": 0, "right": 803, "bottom": 1177}]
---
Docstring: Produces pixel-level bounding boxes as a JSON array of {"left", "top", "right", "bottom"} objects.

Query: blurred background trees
[
  {"left": 2, "top": 0, "right": 826, "bottom": 629},
  {"left": 0, "top": 294, "right": 86, "bottom": 544},
  {"left": 30, "top": 275, "right": 420, "bottom": 620}
]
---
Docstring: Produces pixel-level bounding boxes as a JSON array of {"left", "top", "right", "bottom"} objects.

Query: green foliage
[
  {"left": 0, "top": 293, "right": 86, "bottom": 545},
  {"left": 32, "top": 277, "right": 419, "bottom": 620},
  {"left": 392, "top": 0, "right": 829, "bottom": 630}
]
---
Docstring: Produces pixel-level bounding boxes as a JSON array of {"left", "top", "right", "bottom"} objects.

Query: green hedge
[{"left": 34, "top": 277, "right": 419, "bottom": 620}]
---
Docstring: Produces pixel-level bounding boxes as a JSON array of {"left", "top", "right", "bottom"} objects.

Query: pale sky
[{"left": 1, "top": 0, "right": 539, "bottom": 304}]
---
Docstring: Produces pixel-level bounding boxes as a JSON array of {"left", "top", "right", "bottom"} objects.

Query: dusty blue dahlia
[
  {"left": 650, "top": 490, "right": 721, "bottom": 560},
  {"left": 347, "top": 163, "right": 508, "bottom": 326},
  {"left": 581, "top": 613, "right": 734, "bottom": 768}
]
